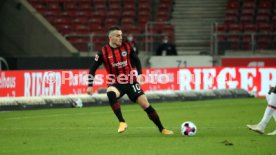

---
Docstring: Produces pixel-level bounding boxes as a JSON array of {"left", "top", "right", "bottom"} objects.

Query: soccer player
[
  {"left": 247, "top": 82, "right": 276, "bottom": 135},
  {"left": 87, "top": 26, "right": 173, "bottom": 135}
]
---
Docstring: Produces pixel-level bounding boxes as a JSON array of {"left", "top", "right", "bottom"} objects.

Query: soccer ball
[
  {"left": 72, "top": 98, "right": 83, "bottom": 108},
  {"left": 180, "top": 121, "right": 197, "bottom": 136}
]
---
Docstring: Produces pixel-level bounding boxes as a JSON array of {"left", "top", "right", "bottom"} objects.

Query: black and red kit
[{"left": 88, "top": 42, "right": 142, "bottom": 86}]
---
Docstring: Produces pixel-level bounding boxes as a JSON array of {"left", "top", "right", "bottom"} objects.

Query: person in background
[
  {"left": 156, "top": 36, "right": 177, "bottom": 56},
  {"left": 126, "top": 33, "right": 139, "bottom": 55}
]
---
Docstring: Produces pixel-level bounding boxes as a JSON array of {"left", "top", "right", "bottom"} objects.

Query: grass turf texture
[{"left": 0, "top": 98, "right": 275, "bottom": 155}]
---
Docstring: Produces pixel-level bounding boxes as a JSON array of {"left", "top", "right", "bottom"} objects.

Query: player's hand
[
  {"left": 87, "top": 86, "right": 93, "bottom": 95},
  {"left": 137, "top": 74, "right": 145, "bottom": 85}
]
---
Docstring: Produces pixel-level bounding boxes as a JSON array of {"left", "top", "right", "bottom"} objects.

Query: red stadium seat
[
  {"left": 258, "top": 23, "right": 272, "bottom": 33},
  {"left": 122, "top": 25, "right": 141, "bottom": 34},
  {"left": 241, "top": 23, "right": 257, "bottom": 50},
  {"left": 256, "top": 35, "right": 271, "bottom": 50},
  {"left": 228, "top": 23, "right": 242, "bottom": 33},
  {"left": 71, "top": 17, "right": 88, "bottom": 24},
  {"left": 41, "top": 10, "right": 59, "bottom": 18},
  {"left": 257, "top": 9, "right": 271, "bottom": 17},
  {"left": 258, "top": 0, "right": 272, "bottom": 9},
  {"left": 224, "top": 15, "right": 238, "bottom": 24},
  {"left": 78, "top": 0, "right": 91, "bottom": 2},
  {"left": 273, "top": 20, "right": 276, "bottom": 30},
  {"left": 240, "top": 15, "right": 254, "bottom": 24},
  {"left": 94, "top": 0, "right": 106, "bottom": 6},
  {"left": 241, "top": 8, "right": 255, "bottom": 17},
  {"left": 93, "top": 10, "right": 106, "bottom": 19},
  {"left": 138, "top": 4, "right": 151, "bottom": 12},
  {"left": 56, "top": 24, "right": 72, "bottom": 35},
  {"left": 159, "top": 0, "right": 173, "bottom": 5},
  {"left": 87, "top": 17, "right": 102, "bottom": 25},
  {"left": 227, "top": 0, "right": 240, "bottom": 10},
  {"left": 121, "top": 18, "right": 135, "bottom": 25},
  {"left": 71, "top": 24, "right": 90, "bottom": 34},
  {"left": 138, "top": 16, "right": 150, "bottom": 27},
  {"left": 228, "top": 34, "right": 241, "bottom": 50},
  {"left": 104, "top": 18, "right": 119, "bottom": 28},
  {"left": 216, "top": 23, "right": 227, "bottom": 42},
  {"left": 123, "top": 3, "right": 135, "bottom": 10},
  {"left": 107, "top": 10, "right": 121, "bottom": 18},
  {"left": 47, "top": 3, "right": 61, "bottom": 11},
  {"left": 122, "top": 10, "right": 136, "bottom": 18},
  {"left": 256, "top": 15, "right": 270, "bottom": 23},
  {"left": 78, "top": 3, "right": 93, "bottom": 11},
  {"left": 51, "top": 17, "right": 71, "bottom": 25},
  {"left": 138, "top": 10, "right": 151, "bottom": 18},
  {"left": 158, "top": 3, "right": 172, "bottom": 13},
  {"left": 92, "top": 36, "right": 106, "bottom": 50},
  {"left": 64, "top": 3, "right": 77, "bottom": 11},
  {"left": 156, "top": 11, "right": 170, "bottom": 21},
  {"left": 109, "top": 3, "right": 121, "bottom": 11},
  {"left": 89, "top": 24, "right": 104, "bottom": 33},
  {"left": 271, "top": 36, "right": 276, "bottom": 49},
  {"left": 242, "top": 1, "right": 255, "bottom": 9},
  {"left": 216, "top": 23, "right": 228, "bottom": 32},
  {"left": 95, "top": 4, "right": 107, "bottom": 11},
  {"left": 243, "top": 23, "right": 257, "bottom": 32},
  {"left": 225, "top": 9, "right": 239, "bottom": 17},
  {"left": 75, "top": 11, "right": 93, "bottom": 18}
]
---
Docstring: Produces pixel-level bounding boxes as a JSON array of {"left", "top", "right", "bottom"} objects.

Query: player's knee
[
  {"left": 268, "top": 93, "right": 276, "bottom": 107},
  {"left": 266, "top": 94, "right": 270, "bottom": 104},
  {"left": 136, "top": 95, "right": 149, "bottom": 107},
  {"left": 107, "top": 91, "right": 117, "bottom": 104}
]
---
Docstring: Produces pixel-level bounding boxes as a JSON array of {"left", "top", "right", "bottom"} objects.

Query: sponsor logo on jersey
[
  {"left": 112, "top": 60, "right": 127, "bottom": 68},
  {"left": 121, "top": 51, "right": 127, "bottom": 56}
]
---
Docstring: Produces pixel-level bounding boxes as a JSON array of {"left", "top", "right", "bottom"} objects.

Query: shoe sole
[
  {"left": 118, "top": 126, "right": 128, "bottom": 133},
  {"left": 267, "top": 133, "right": 276, "bottom": 136},
  {"left": 247, "top": 127, "right": 264, "bottom": 134}
]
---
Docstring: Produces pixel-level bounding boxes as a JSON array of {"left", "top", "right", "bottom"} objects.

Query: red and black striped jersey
[{"left": 88, "top": 42, "right": 142, "bottom": 86}]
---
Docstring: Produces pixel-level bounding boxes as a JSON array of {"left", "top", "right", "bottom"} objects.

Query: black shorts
[
  {"left": 110, "top": 82, "right": 144, "bottom": 102},
  {"left": 269, "top": 87, "right": 276, "bottom": 94}
]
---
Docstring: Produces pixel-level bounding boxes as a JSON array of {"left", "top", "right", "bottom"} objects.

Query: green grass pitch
[{"left": 0, "top": 98, "right": 275, "bottom": 155}]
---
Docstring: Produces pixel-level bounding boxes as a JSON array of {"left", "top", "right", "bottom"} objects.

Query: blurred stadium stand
[
  {"left": 213, "top": 0, "right": 276, "bottom": 55},
  {"left": 1, "top": 0, "right": 276, "bottom": 67},
  {"left": 25, "top": 0, "right": 175, "bottom": 54}
]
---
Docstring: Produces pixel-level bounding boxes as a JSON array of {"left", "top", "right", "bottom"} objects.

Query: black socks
[
  {"left": 107, "top": 91, "right": 125, "bottom": 122},
  {"left": 145, "top": 105, "right": 164, "bottom": 132}
]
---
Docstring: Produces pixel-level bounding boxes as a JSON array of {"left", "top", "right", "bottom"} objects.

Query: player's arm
[
  {"left": 87, "top": 51, "right": 103, "bottom": 94},
  {"left": 130, "top": 48, "right": 145, "bottom": 84},
  {"left": 130, "top": 48, "right": 142, "bottom": 75}
]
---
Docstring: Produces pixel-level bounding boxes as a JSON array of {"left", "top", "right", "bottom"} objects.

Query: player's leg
[
  {"left": 247, "top": 93, "right": 276, "bottom": 134},
  {"left": 106, "top": 86, "right": 127, "bottom": 133},
  {"left": 258, "top": 93, "right": 276, "bottom": 128},
  {"left": 136, "top": 95, "right": 173, "bottom": 135},
  {"left": 265, "top": 93, "right": 276, "bottom": 121},
  {"left": 267, "top": 113, "right": 276, "bottom": 135},
  {"left": 267, "top": 93, "right": 276, "bottom": 135},
  {"left": 127, "top": 83, "right": 173, "bottom": 135}
]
